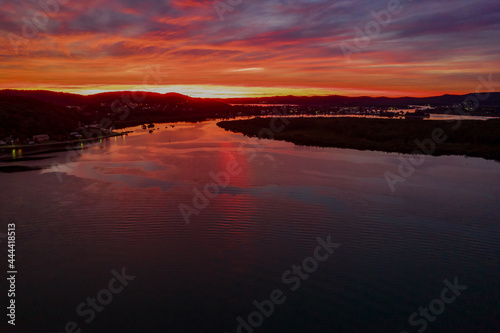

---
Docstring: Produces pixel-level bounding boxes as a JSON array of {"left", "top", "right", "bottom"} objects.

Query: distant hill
[
  {"left": 1, "top": 89, "right": 499, "bottom": 140},
  {"left": 218, "top": 93, "right": 500, "bottom": 107},
  {"left": 0, "top": 90, "right": 88, "bottom": 106},
  {"left": 67, "top": 91, "right": 233, "bottom": 127},
  {"left": 0, "top": 90, "right": 233, "bottom": 110},
  {"left": 0, "top": 90, "right": 235, "bottom": 135},
  {"left": 0, "top": 95, "right": 79, "bottom": 140},
  {"left": 2, "top": 89, "right": 500, "bottom": 108}
]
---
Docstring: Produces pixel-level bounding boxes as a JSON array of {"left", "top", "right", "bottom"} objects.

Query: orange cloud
[{"left": 0, "top": 0, "right": 499, "bottom": 97}]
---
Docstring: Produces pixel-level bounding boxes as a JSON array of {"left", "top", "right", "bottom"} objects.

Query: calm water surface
[{"left": 0, "top": 120, "right": 499, "bottom": 333}]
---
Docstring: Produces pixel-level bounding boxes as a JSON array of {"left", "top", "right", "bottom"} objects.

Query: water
[{"left": 0, "top": 120, "right": 499, "bottom": 333}]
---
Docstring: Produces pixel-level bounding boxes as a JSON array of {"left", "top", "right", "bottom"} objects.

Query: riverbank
[
  {"left": 0, "top": 132, "right": 128, "bottom": 157},
  {"left": 217, "top": 117, "right": 500, "bottom": 161}
]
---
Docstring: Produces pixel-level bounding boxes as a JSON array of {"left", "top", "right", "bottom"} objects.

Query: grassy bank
[{"left": 217, "top": 117, "right": 500, "bottom": 161}]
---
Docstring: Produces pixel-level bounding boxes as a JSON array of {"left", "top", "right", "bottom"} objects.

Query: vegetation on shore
[
  {"left": 0, "top": 92, "right": 231, "bottom": 141},
  {"left": 0, "top": 95, "right": 78, "bottom": 140},
  {"left": 217, "top": 117, "right": 500, "bottom": 161}
]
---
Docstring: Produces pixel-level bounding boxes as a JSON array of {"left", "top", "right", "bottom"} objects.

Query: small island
[{"left": 217, "top": 117, "right": 500, "bottom": 162}]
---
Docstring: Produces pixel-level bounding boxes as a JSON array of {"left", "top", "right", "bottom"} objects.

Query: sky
[{"left": 0, "top": 0, "right": 499, "bottom": 98}]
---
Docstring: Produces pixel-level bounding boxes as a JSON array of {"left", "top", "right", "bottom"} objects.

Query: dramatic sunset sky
[{"left": 1, "top": 0, "right": 499, "bottom": 98}]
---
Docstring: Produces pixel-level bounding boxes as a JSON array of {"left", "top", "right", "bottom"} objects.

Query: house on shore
[{"left": 33, "top": 134, "right": 50, "bottom": 143}]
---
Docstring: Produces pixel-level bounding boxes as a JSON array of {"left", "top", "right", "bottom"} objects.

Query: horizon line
[{"left": 1, "top": 88, "right": 496, "bottom": 100}]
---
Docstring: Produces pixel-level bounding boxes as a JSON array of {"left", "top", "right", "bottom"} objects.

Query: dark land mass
[
  {"left": 0, "top": 89, "right": 90, "bottom": 106},
  {"left": 0, "top": 89, "right": 230, "bottom": 108},
  {"left": 2, "top": 90, "right": 500, "bottom": 124},
  {"left": 3, "top": 89, "right": 500, "bottom": 108},
  {"left": 0, "top": 90, "right": 233, "bottom": 129},
  {"left": 0, "top": 92, "right": 231, "bottom": 143},
  {"left": 217, "top": 117, "right": 500, "bottom": 162},
  {"left": 2, "top": 90, "right": 500, "bottom": 146},
  {"left": 0, "top": 95, "right": 79, "bottom": 140},
  {"left": 0, "top": 165, "right": 44, "bottom": 173},
  {"left": 217, "top": 92, "right": 500, "bottom": 107},
  {"left": 0, "top": 89, "right": 231, "bottom": 113}
]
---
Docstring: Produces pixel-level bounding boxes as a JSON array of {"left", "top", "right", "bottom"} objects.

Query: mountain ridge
[{"left": 2, "top": 89, "right": 500, "bottom": 107}]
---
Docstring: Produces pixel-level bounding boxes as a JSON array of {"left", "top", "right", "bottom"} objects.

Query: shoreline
[
  {"left": 0, "top": 132, "right": 128, "bottom": 156},
  {"left": 217, "top": 117, "right": 500, "bottom": 162}
]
